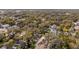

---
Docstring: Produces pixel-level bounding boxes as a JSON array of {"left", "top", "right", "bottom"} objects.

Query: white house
[
  {"left": 74, "top": 21, "right": 79, "bottom": 31},
  {"left": 50, "top": 24, "right": 57, "bottom": 34}
]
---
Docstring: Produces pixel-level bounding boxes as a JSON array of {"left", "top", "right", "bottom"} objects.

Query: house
[
  {"left": 0, "top": 24, "right": 9, "bottom": 36},
  {"left": 50, "top": 24, "right": 57, "bottom": 34},
  {"left": 0, "top": 24, "right": 10, "bottom": 29},
  {"left": 12, "top": 46, "right": 17, "bottom": 49},
  {"left": 0, "top": 10, "right": 5, "bottom": 14},
  {"left": 2, "top": 24, "right": 10, "bottom": 29},
  {"left": 35, "top": 36, "right": 46, "bottom": 49},
  {"left": 20, "top": 31, "right": 26, "bottom": 37},
  {"left": 8, "top": 25, "right": 19, "bottom": 30},
  {"left": 0, "top": 28, "right": 8, "bottom": 34},
  {"left": 74, "top": 21, "right": 79, "bottom": 31},
  {"left": 65, "top": 12, "right": 71, "bottom": 15},
  {"left": 41, "top": 18, "right": 46, "bottom": 21}
]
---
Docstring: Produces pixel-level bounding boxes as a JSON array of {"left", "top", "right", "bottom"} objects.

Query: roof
[
  {"left": 0, "top": 28, "right": 8, "bottom": 33},
  {"left": 74, "top": 26, "right": 79, "bottom": 30},
  {"left": 74, "top": 20, "right": 79, "bottom": 25}
]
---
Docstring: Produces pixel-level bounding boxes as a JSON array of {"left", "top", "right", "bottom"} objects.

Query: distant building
[
  {"left": 0, "top": 24, "right": 9, "bottom": 35},
  {"left": 2, "top": 24, "right": 9, "bottom": 29},
  {"left": 0, "top": 24, "right": 10, "bottom": 29},
  {"left": 65, "top": 12, "right": 71, "bottom": 15},
  {"left": 0, "top": 28, "right": 8, "bottom": 34},
  {"left": 12, "top": 46, "right": 17, "bottom": 49},
  {"left": 35, "top": 36, "right": 47, "bottom": 49},
  {"left": 20, "top": 31, "right": 26, "bottom": 37},
  {"left": 74, "top": 21, "right": 79, "bottom": 31},
  {"left": 8, "top": 25, "right": 19, "bottom": 30},
  {"left": 0, "top": 10, "right": 5, "bottom": 14},
  {"left": 50, "top": 24, "right": 57, "bottom": 34},
  {"left": 41, "top": 18, "right": 46, "bottom": 21}
]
